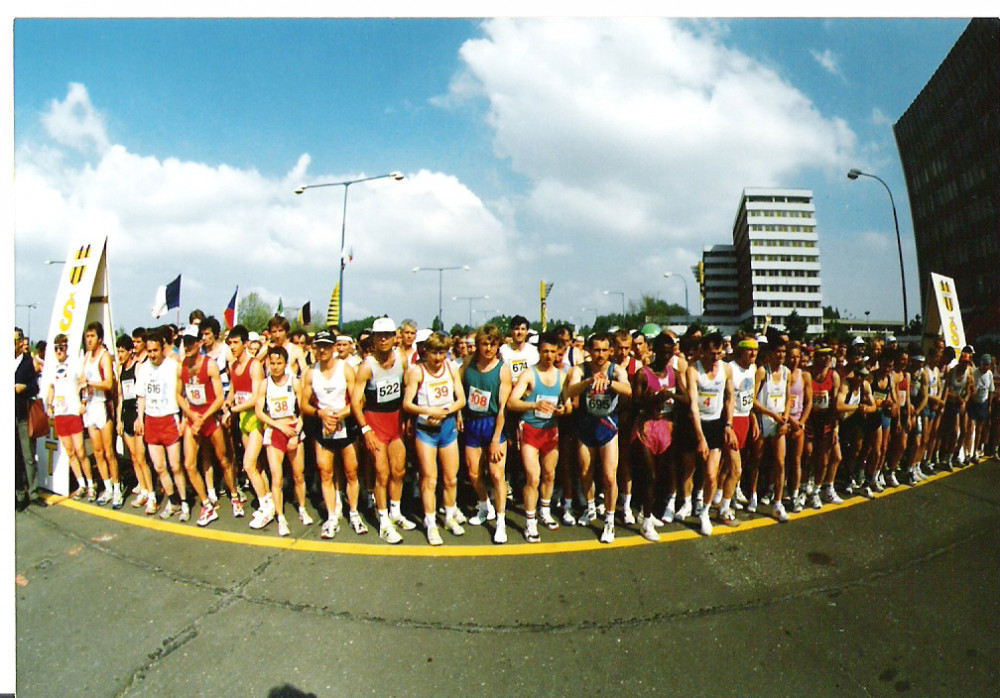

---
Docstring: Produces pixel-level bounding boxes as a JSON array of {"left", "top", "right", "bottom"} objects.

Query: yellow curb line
[{"left": 41, "top": 461, "right": 986, "bottom": 558}]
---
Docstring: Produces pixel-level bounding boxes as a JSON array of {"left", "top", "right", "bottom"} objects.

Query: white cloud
[
  {"left": 809, "top": 48, "right": 843, "bottom": 79},
  {"left": 16, "top": 84, "right": 511, "bottom": 329},
  {"left": 871, "top": 107, "right": 891, "bottom": 126},
  {"left": 448, "top": 19, "right": 856, "bottom": 250}
]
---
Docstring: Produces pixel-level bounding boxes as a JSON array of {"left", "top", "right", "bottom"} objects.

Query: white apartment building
[
  {"left": 699, "top": 244, "right": 740, "bottom": 330},
  {"left": 731, "top": 187, "right": 824, "bottom": 334}
]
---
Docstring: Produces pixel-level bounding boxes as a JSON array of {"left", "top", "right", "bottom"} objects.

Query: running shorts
[
  {"left": 463, "top": 414, "right": 507, "bottom": 449},
  {"left": 576, "top": 413, "right": 618, "bottom": 449},
  {"left": 701, "top": 418, "right": 725, "bottom": 451},
  {"left": 239, "top": 409, "right": 260, "bottom": 436},
  {"left": 731, "top": 414, "right": 750, "bottom": 450},
  {"left": 519, "top": 422, "right": 558, "bottom": 457},
  {"left": 54, "top": 414, "right": 83, "bottom": 438},
  {"left": 144, "top": 414, "right": 181, "bottom": 447},
  {"left": 635, "top": 418, "right": 672, "bottom": 456},
  {"left": 83, "top": 400, "right": 110, "bottom": 430},
  {"left": 415, "top": 416, "right": 458, "bottom": 448},
  {"left": 310, "top": 416, "right": 360, "bottom": 453},
  {"left": 185, "top": 412, "right": 219, "bottom": 439},
  {"left": 264, "top": 425, "right": 301, "bottom": 453},
  {"left": 363, "top": 409, "right": 403, "bottom": 445}
]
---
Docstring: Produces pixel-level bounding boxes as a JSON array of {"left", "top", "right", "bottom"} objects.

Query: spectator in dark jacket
[{"left": 14, "top": 326, "right": 39, "bottom": 509}]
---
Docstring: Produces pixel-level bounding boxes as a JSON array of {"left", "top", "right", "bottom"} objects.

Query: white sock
[
  {"left": 207, "top": 487, "right": 217, "bottom": 501},
  {"left": 721, "top": 497, "right": 731, "bottom": 511},
  {"left": 623, "top": 494, "right": 632, "bottom": 509},
  {"left": 103, "top": 479, "right": 112, "bottom": 491},
  {"left": 424, "top": 513, "right": 436, "bottom": 529},
  {"left": 563, "top": 498, "right": 573, "bottom": 510},
  {"left": 390, "top": 500, "right": 401, "bottom": 518},
  {"left": 586, "top": 499, "right": 596, "bottom": 515},
  {"left": 445, "top": 505, "right": 458, "bottom": 521},
  {"left": 496, "top": 512, "right": 506, "bottom": 526}
]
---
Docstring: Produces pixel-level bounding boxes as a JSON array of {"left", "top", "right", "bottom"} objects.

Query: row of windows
[
  {"left": 749, "top": 239, "right": 817, "bottom": 248},
  {"left": 751, "top": 300, "right": 822, "bottom": 310},
  {"left": 747, "top": 209, "right": 814, "bottom": 218},
  {"left": 753, "top": 284, "right": 821, "bottom": 293},
  {"left": 751, "top": 254, "right": 819, "bottom": 263},
  {"left": 752, "top": 315, "right": 823, "bottom": 326},
  {"left": 750, "top": 224, "right": 815, "bottom": 233},
  {"left": 746, "top": 196, "right": 812, "bottom": 204},
  {"left": 752, "top": 270, "right": 820, "bottom": 278}
]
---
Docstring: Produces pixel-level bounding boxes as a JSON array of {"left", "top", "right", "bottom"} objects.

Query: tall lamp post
[
  {"left": 295, "top": 172, "right": 404, "bottom": 325},
  {"left": 16, "top": 303, "right": 37, "bottom": 340},
  {"left": 453, "top": 295, "right": 489, "bottom": 328},
  {"left": 662, "top": 272, "right": 690, "bottom": 319},
  {"left": 413, "top": 265, "right": 470, "bottom": 329},
  {"left": 848, "top": 168, "right": 908, "bottom": 328},
  {"left": 603, "top": 290, "right": 625, "bottom": 318}
]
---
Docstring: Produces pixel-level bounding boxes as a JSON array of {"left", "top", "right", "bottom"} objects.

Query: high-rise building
[
  {"left": 731, "top": 188, "right": 824, "bottom": 334},
  {"left": 699, "top": 244, "right": 739, "bottom": 329},
  {"left": 894, "top": 18, "right": 999, "bottom": 339}
]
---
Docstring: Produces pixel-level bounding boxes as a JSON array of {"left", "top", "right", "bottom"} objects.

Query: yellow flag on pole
[{"left": 327, "top": 284, "right": 339, "bottom": 328}]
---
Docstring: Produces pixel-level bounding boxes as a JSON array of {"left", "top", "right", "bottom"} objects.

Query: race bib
[
  {"left": 324, "top": 421, "right": 348, "bottom": 440},
  {"left": 186, "top": 383, "right": 207, "bottom": 406},
  {"left": 767, "top": 394, "right": 784, "bottom": 411},
  {"left": 269, "top": 395, "right": 294, "bottom": 419},
  {"left": 698, "top": 391, "right": 720, "bottom": 416},
  {"left": 897, "top": 389, "right": 908, "bottom": 405},
  {"left": 510, "top": 360, "right": 528, "bottom": 378},
  {"left": 534, "top": 394, "right": 558, "bottom": 421},
  {"left": 235, "top": 391, "right": 253, "bottom": 406},
  {"left": 53, "top": 395, "right": 67, "bottom": 415},
  {"left": 812, "top": 392, "right": 830, "bottom": 410},
  {"left": 790, "top": 394, "right": 802, "bottom": 415},
  {"left": 425, "top": 379, "right": 452, "bottom": 407},
  {"left": 375, "top": 377, "right": 402, "bottom": 404},
  {"left": 586, "top": 391, "right": 615, "bottom": 416},
  {"left": 121, "top": 378, "right": 137, "bottom": 401},
  {"left": 738, "top": 391, "right": 754, "bottom": 413},
  {"left": 468, "top": 386, "right": 492, "bottom": 413}
]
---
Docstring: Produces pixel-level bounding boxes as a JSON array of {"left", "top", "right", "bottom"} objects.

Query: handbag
[{"left": 27, "top": 399, "right": 49, "bottom": 439}]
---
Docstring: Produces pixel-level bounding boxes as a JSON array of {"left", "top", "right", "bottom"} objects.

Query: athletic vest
[
  {"left": 500, "top": 343, "right": 538, "bottom": 384},
  {"left": 180, "top": 356, "right": 216, "bottom": 414},
  {"left": 415, "top": 363, "right": 457, "bottom": 426},
  {"left": 51, "top": 359, "right": 83, "bottom": 417},
  {"left": 758, "top": 364, "right": 789, "bottom": 423},
  {"left": 582, "top": 363, "right": 619, "bottom": 417},
  {"left": 788, "top": 369, "right": 805, "bottom": 420},
  {"left": 119, "top": 361, "right": 139, "bottom": 412},
  {"left": 695, "top": 360, "right": 725, "bottom": 421},
  {"left": 729, "top": 361, "right": 756, "bottom": 417},
  {"left": 264, "top": 373, "right": 297, "bottom": 420},
  {"left": 639, "top": 364, "right": 676, "bottom": 419},
  {"left": 82, "top": 349, "right": 109, "bottom": 407},
  {"left": 137, "top": 357, "right": 180, "bottom": 418},
  {"left": 363, "top": 352, "right": 404, "bottom": 413},
  {"left": 811, "top": 368, "right": 835, "bottom": 414},
  {"left": 229, "top": 357, "right": 256, "bottom": 409},
  {"left": 522, "top": 365, "right": 563, "bottom": 429},
  {"left": 463, "top": 359, "right": 503, "bottom": 418},
  {"left": 311, "top": 360, "right": 349, "bottom": 412}
]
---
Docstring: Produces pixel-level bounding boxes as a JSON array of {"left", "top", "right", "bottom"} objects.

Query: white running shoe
[
  {"left": 622, "top": 507, "right": 636, "bottom": 525},
  {"left": 561, "top": 509, "right": 577, "bottom": 526},
  {"left": 698, "top": 511, "right": 713, "bottom": 536},
  {"left": 426, "top": 525, "right": 443, "bottom": 546},
  {"left": 747, "top": 494, "right": 758, "bottom": 514},
  {"left": 277, "top": 516, "right": 290, "bottom": 537},
  {"left": 577, "top": 508, "right": 598, "bottom": 526},
  {"left": 718, "top": 508, "right": 740, "bottom": 528},
  {"left": 379, "top": 521, "right": 402, "bottom": 544},
  {"left": 734, "top": 487, "right": 748, "bottom": 505},
  {"left": 249, "top": 506, "right": 275, "bottom": 530},
  {"left": 674, "top": 500, "right": 692, "bottom": 521},
  {"left": 178, "top": 502, "right": 191, "bottom": 523},
  {"left": 469, "top": 500, "right": 496, "bottom": 526},
  {"left": 159, "top": 502, "right": 179, "bottom": 520},
  {"left": 493, "top": 521, "right": 508, "bottom": 544},
  {"left": 821, "top": 487, "right": 843, "bottom": 505},
  {"left": 321, "top": 518, "right": 339, "bottom": 539},
  {"left": 887, "top": 471, "right": 900, "bottom": 488},
  {"left": 661, "top": 501, "right": 676, "bottom": 524},
  {"left": 810, "top": 491, "right": 823, "bottom": 509},
  {"left": 640, "top": 518, "right": 659, "bottom": 542},
  {"left": 600, "top": 522, "right": 615, "bottom": 544},
  {"left": 773, "top": 501, "right": 789, "bottom": 523},
  {"left": 524, "top": 519, "right": 540, "bottom": 543},
  {"left": 144, "top": 496, "right": 158, "bottom": 516},
  {"left": 539, "top": 509, "right": 560, "bottom": 530},
  {"left": 444, "top": 517, "right": 465, "bottom": 537},
  {"left": 391, "top": 513, "right": 417, "bottom": 531},
  {"left": 298, "top": 507, "right": 314, "bottom": 526}
]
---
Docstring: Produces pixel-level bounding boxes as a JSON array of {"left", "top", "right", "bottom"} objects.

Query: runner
[
  {"left": 399, "top": 319, "right": 419, "bottom": 367},
  {"left": 79, "top": 322, "right": 122, "bottom": 507},
  {"left": 629, "top": 333, "right": 681, "bottom": 540},
  {"left": 506, "top": 331, "right": 570, "bottom": 542},
  {"left": 677, "top": 333, "right": 736, "bottom": 536},
  {"left": 461, "top": 324, "right": 514, "bottom": 544},
  {"left": 351, "top": 318, "right": 417, "bottom": 544},
  {"left": 720, "top": 334, "right": 757, "bottom": 522},
  {"left": 134, "top": 329, "right": 185, "bottom": 517},
  {"left": 968, "top": 353, "right": 994, "bottom": 460},
  {"left": 199, "top": 316, "right": 234, "bottom": 500},
  {"left": 784, "top": 342, "right": 812, "bottom": 512},
  {"left": 256, "top": 315, "right": 308, "bottom": 377},
  {"left": 748, "top": 336, "right": 792, "bottom": 522},
  {"left": 402, "top": 332, "right": 466, "bottom": 546},
  {"left": 860, "top": 357, "right": 896, "bottom": 496},
  {"left": 177, "top": 332, "right": 238, "bottom": 526},
  {"left": 44, "top": 334, "right": 89, "bottom": 499},
  {"left": 254, "top": 345, "right": 309, "bottom": 536},
  {"left": 611, "top": 328, "right": 637, "bottom": 525},
  {"left": 804, "top": 344, "right": 843, "bottom": 506},
  {"left": 904, "top": 352, "right": 930, "bottom": 484},
  {"left": 302, "top": 330, "right": 366, "bottom": 539},
  {"left": 499, "top": 315, "right": 539, "bottom": 384},
  {"left": 884, "top": 346, "right": 913, "bottom": 486},
  {"left": 115, "top": 334, "right": 153, "bottom": 508},
  {"left": 565, "top": 332, "right": 632, "bottom": 543}
]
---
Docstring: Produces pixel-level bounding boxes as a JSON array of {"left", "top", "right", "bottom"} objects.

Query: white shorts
[{"left": 83, "top": 400, "right": 109, "bottom": 430}]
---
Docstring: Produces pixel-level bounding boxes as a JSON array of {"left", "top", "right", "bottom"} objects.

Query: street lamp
[
  {"left": 865, "top": 309, "right": 871, "bottom": 334},
  {"left": 45, "top": 260, "right": 65, "bottom": 265},
  {"left": 662, "top": 272, "right": 690, "bottom": 318},
  {"left": 848, "top": 168, "right": 908, "bottom": 328},
  {"left": 16, "top": 303, "right": 37, "bottom": 340},
  {"left": 413, "top": 265, "right": 470, "bottom": 329},
  {"left": 295, "top": 171, "right": 404, "bottom": 325},
  {"left": 453, "top": 295, "right": 489, "bottom": 327},
  {"left": 603, "top": 290, "right": 625, "bottom": 317}
]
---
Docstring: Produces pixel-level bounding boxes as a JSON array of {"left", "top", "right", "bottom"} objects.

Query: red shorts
[
  {"left": 264, "top": 425, "right": 300, "bottom": 454},
  {"left": 144, "top": 414, "right": 181, "bottom": 447},
  {"left": 519, "top": 422, "right": 559, "bottom": 457},
  {"left": 731, "top": 415, "right": 751, "bottom": 450},
  {"left": 364, "top": 410, "right": 403, "bottom": 445},
  {"left": 185, "top": 411, "right": 219, "bottom": 439},
  {"left": 54, "top": 414, "right": 83, "bottom": 438}
]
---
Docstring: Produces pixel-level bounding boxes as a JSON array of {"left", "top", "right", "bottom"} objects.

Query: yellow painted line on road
[{"left": 43, "top": 461, "right": 988, "bottom": 557}]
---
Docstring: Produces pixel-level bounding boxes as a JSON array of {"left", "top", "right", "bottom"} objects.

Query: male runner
[
  {"left": 81, "top": 322, "right": 122, "bottom": 507},
  {"left": 115, "top": 334, "right": 153, "bottom": 507},
  {"left": 44, "top": 334, "right": 89, "bottom": 498}
]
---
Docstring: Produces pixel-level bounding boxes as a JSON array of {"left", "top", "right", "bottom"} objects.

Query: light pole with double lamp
[
  {"left": 413, "top": 265, "right": 470, "bottom": 329},
  {"left": 847, "top": 168, "right": 908, "bottom": 328},
  {"left": 662, "top": 271, "right": 690, "bottom": 320},
  {"left": 16, "top": 303, "right": 37, "bottom": 340},
  {"left": 453, "top": 295, "right": 489, "bottom": 328},
  {"left": 295, "top": 172, "right": 404, "bottom": 325}
]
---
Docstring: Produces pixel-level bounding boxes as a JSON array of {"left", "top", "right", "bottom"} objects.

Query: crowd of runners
[{"left": 23, "top": 312, "right": 1000, "bottom": 546}]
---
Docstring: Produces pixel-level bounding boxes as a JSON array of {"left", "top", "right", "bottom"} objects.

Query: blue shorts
[
  {"left": 462, "top": 414, "right": 506, "bottom": 449},
  {"left": 415, "top": 416, "right": 458, "bottom": 448},
  {"left": 577, "top": 413, "right": 619, "bottom": 449},
  {"left": 968, "top": 400, "right": 989, "bottom": 423}
]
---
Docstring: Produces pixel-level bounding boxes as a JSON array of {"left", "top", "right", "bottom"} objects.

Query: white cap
[
  {"left": 415, "top": 328, "right": 433, "bottom": 343},
  {"left": 852, "top": 336, "right": 865, "bottom": 345},
  {"left": 372, "top": 317, "right": 396, "bottom": 333},
  {"left": 248, "top": 331, "right": 260, "bottom": 342},
  {"left": 183, "top": 325, "right": 200, "bottom": 338},
  {"left": 756, "top": 334, "right": 768, "bottom": 344}
]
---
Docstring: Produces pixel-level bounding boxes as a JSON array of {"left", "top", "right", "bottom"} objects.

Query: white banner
[
  {"left": 35, "top": 235, "right": 115, "bottom": 496},
  {"left": 930, "top": 272, "right": 966, "bottom": 351}
]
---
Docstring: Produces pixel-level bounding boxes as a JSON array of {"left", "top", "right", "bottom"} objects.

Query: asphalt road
[{"left": 12, "top": 458, "right": 1000, "bottom": 697}]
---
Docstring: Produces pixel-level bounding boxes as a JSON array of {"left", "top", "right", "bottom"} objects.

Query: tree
[
  {"left": 906, "top": 314, "right": 923, "bottom": 337},
  {"left": 237, "top": 292, "right": 273, "bottom": 333},
  {"left": 784, "top": 310, "right": 809, "bottom": 342},
  {"left": 822, "top": 305, "right": 841, "bottom": 320}
]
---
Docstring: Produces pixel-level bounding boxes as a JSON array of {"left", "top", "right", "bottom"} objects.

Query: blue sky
[{"left": 13, "top": 17, "right": 973, "bottom": 337}]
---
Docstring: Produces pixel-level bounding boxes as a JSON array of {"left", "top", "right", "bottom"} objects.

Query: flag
[
  {"left": 297, "top": 301, "right": 311, "bottom": 327},
  {"left": 327, "top": 284, "right": 339, "bottom": 328},
  {"left": 224, "top": 286, "right": 238, "bottom": 329},
  {"left": 276, "top": 297, "right": 284, "bottom": 315},
  {"left": 342, "top": 246, "right": 354, "bottom": 264},
  {"left": 151, "top": 274, "right": 181, "bottom": 319}
]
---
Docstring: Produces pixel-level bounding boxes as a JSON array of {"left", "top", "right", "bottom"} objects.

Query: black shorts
[
  {"left": 121, "top": 406, "right": 138, "bottom": 437},
  {"left": 701, "top": 418, "right": 725, "bottom": 451},
  {"left": 308, "top": 416, "right": 360, "bottom": 452}
]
